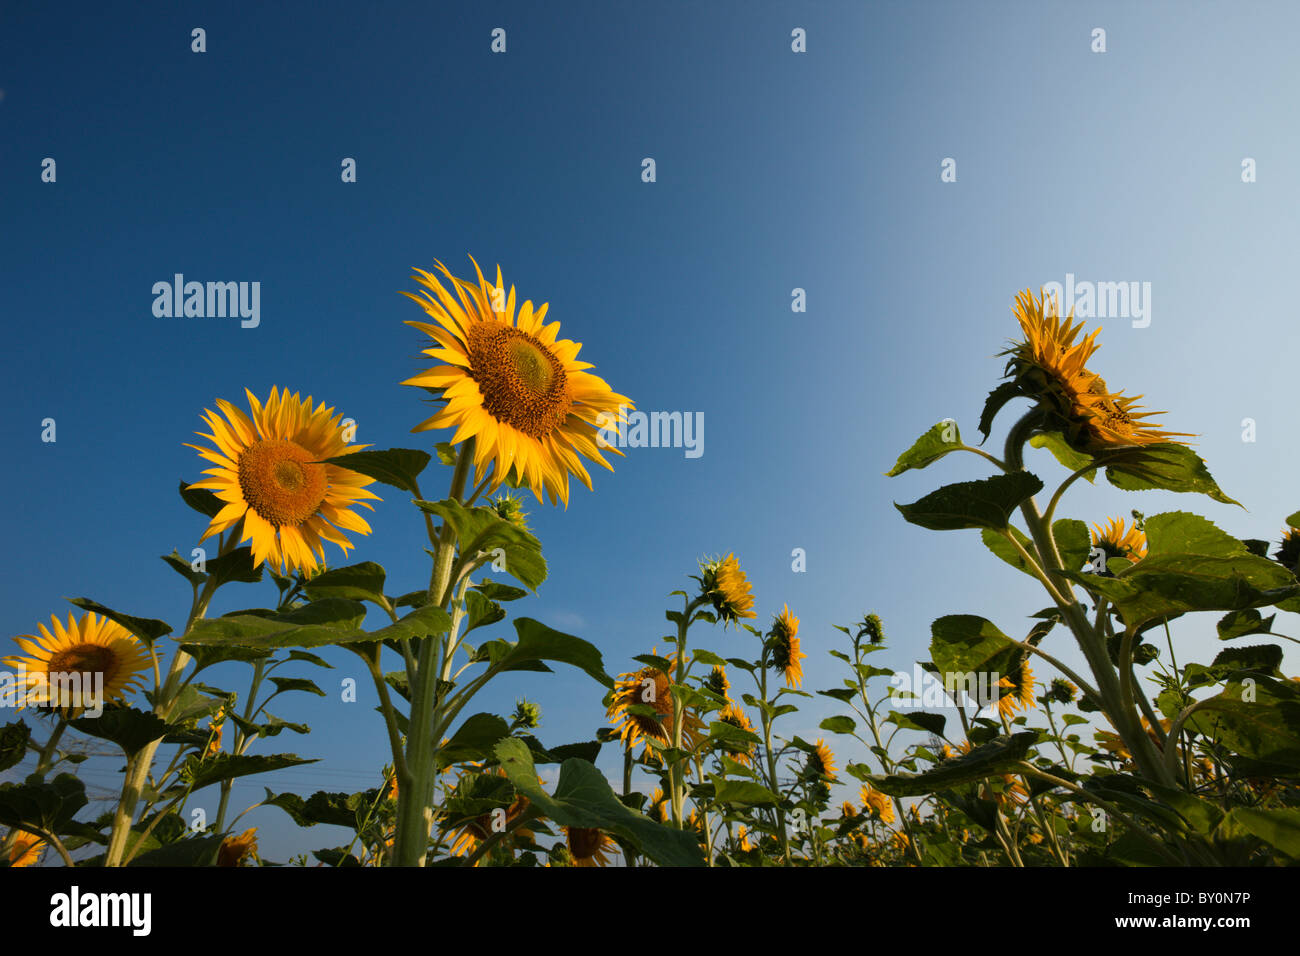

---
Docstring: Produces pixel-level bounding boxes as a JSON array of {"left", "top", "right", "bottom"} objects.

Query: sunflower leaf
[
  {"left": 885, "top": 420, "right": 964, "bottom": 477},
  {"left": 179, "top": 752, "right": 318, "bottom": 791},
  {"left": 320, "top": 448, "right": 431, "bottom": 494},
  {"left": 980, "top": 526, "right": 1037, "bottom": 578},
  {"left": 66, "top": 597, "right": 172, "bottom": 648},
  {"left": 0, "top": 721, "right": 31, "bottom": 774},
  {"left": 205, "top": 546, "right": 264, "bottom": 588},
  {"left": 978, "top": 382, "right": 1025, "bottom": 442},
  {"left": 302, "top": 561, "right": 388, "bottom": 607},
  {"left": 1052, "top": 518, "right": 1093, "bottom": 572},
  {"left": 482, "top": 618, "right": 614, "bottom": 688},
  {"left": 895, "top": 472, "right": 1043, "bottom": 532},
  {"left": 857, "top": 733, "right": 1037, "bottom": 797},
  {"left": 162, "top": 550, "right": 207, "bottom": 585},
  {"left": 1217, "top": 609, "right": 1275, "bottom": 641},
  {"left": 69, "top": 707, "right": 175, "bottom": 757},
  {"left": 1105, "top": 444, "right": 1241, "bottom": 506},
  {"left": 179, "top": 480, "right": 224, "bottom": 518},
  {"left": 0, "top": 772, "right": 88, "bottom": 835},
  {"left": 1029, "top": 431, "right": 1097, "bottom": 480},
  {"left": 495, "top": 737, "right": 705, "bottom": 866},
  {"left": 415, "top": 498, "right": 547, "bottom": 590},
  {"left": 438, "top": 713, "right": 511, "bottom": 769}
]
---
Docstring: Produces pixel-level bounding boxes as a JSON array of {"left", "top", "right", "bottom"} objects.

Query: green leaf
[
  {"left": 205, "top": 546, "right": 264, "bottom": 588},
  {"left": 1144, "top": 512, "right": 1251, "bottom": 558},
  {"left": 439, "top": 713, "right": 511, "bottom": 768},
  {"left": 263, "top": 789, "right": 375, "bottom": 829},
  {"left": 980, "top": 525, "right": 1037, "bottom": 577},
  {"left": 472, "top": 581, "right": 528, "bottom": 602},
  {"left": 1106, "top": 444, "right": 1241, "bottom": 506},
  {"left": 488, "top": 618, "right": 614, "bottom": 689},
  {"left": 128, "top": 834, "right": 225, "bottom": 867},
  {"left": 416, "top": 498, "right": 547, "bottom": 590},
  {"left": 162, "top": 550, "right": 207, "bottom": 585},
  {"left": 184, "top": 599, "right": 375, "bottom": 650},
  {"left": 978, "top": 382, "right": 1024, "bottom": 441},
  {"left": 1028, "top": 431, "right": 1097, "bottom": 479},
  {"left": 895, "top": 472, "right": 1043, "bottom": 532},
  {"left": 178, "top": 642, "right": 275, "bottom": 673},
  {"left": 320, "top": 448, "right": 431, "bottom": 493},
  {"left": 66, "top": 597, "right": 171, "bottom": 647},
  {"left": 180, "top": 753, "right": 318, "bottom": 791},
  {"left": 1228, "top": 807, "right": 1300, "bottom": 859},
  {"left": 708, "top": 775, "right": 780, "bottom": 805},
  {"left": 494, "top": 738, "right": 704, "bottom": 867},
  {"left": 885, "top": 420, "right": 963, "bottom": 477},
  {"left": 1052, "top": 519, "right": 1092, "bottom": 573},
  {"left": 179, "top": 480, "right": 223, "bottom": 518},
  {"left": 1217, "top": 609, "right": 1275, "bottom": 641},
  {"left": 464, "top": 590, "right": 506, "bottom": 635},
  {"left": 69, "top": 707, "right": 174, "bottom": 757},
  {"left": 887, "top": 711, "right": 947, "bottom": 736},
  {"left": 303, "top": 561, "right": 388, "bottom": 607},
  {"left": 1186, "top": 675, "right": 1300, "bottom": 774},
  {"left": 859, "top": 733, "right": 1036, "bottom": 797},
  {"left": 0, "top": 722, "right": 31, "bottom": 774},
  {"left": 1061, "top": 553, "right": 1299, "bottom": 631},
  {"left": 229, "top": 712, "right": 310, "bottom": 739},
  {"left": 707, "top": 720, "right": 762, "bottom": 749},
  {"left": 1210, "top": 644, "right": 1283, "bottom": 677},
  {"left": 267, "top": 676, "right": 326, "bottom": 698},
  {"left": 0, "top": 773, "right": 87, "bottom": 835},
  {"left": 928, "top": 615, "right": 1019, "bottom": 706},
  {"left": 819, "top": 715, "right": 856, "bottom": 735}
]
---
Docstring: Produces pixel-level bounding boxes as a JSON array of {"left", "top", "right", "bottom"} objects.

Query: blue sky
[{"left": 3, "top": 0, "right": 1299, "bottom": 862}]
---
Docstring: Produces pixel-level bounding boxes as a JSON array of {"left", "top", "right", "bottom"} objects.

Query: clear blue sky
[{"left": 3, "top": 0, "right": 1298, "bottom": 861}]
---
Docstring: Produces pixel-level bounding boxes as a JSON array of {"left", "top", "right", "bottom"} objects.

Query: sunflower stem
[{"left": 393, "top": 439, "right": 474, "bottom": 867}]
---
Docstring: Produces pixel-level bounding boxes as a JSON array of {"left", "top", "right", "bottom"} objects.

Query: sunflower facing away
[
  {"left": 1003, "top": 289, "right": 1193, "bottom": 453},
  {"left": 807, "top": 739, "right": 838, "bottom": 781},
  {"left": 401, "top": 257, "right": 633, "bottom": 507},
  {"left": 716, "top": 704, "right": 756, "bottom": 766},
  {"left": 606, "top": 653, "right": 705, "bottom": 754},
  {"left": 768, "top": 604, "right": 806, "bottom": 688},
  {"left": 860, "top": 785, "right": 895, "bottom": 824},
  {"left": 217, "top": 828, "right": 258, "bottom": 867},
  {"left": 996, "top": 660, "right": 1036, "bottom": 719},
  {"left": 3, "top": 613, "right": 150, "bottom": 716},
  {"left": 187, "top": 387, "right": 380, "bottom": 574},
  {"left": 1091, "top": 516, "right": 1147, "bottom": 568},
  {"left": 700, "top": 553, "right": 757, "bottom": 626},
  {"left": 564, "top": 826, "right": 616, "bottom": 867}
]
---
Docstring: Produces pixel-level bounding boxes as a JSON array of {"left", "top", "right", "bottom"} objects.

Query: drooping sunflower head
[
  {"left": 401, "top": 257, "right": 634, "bottom": 507},
  {"left": 996, "top": 660, "right": 1036, "bottom": 718},
  {"left": 807, "top": 739, "right": 838, "bottom": 781},
  {"left": 1091, "top": 517, "right": 1147, "bottom": 567},
  {"left": 564, "top": 826, "right": 616, "bottom": 867},
  {"left": 715, "top": 704, "right": 756, "bottom": 766},
  {"left": 1273, "top": 526, "right": 1300, "bottom": 573},
  {"left": 186, "top": 387, "right": 381, "bottom": 574},
  {"left": 702, "top": 665, "right": 730, "bottom": 701},
  {"left": 606, "top": 653, "right": 704, "bottom": 754},
  {"left": 859, "top": 785, "right": 895, "bottom": 824},
  {"left": 1003, "top": 289, "right": 1193, "bottom": 453},
  {"left": 767, "top": 604, "right": 806, "bottom": 688},
  {"left": 1047, "top": 677, "right": 1078, "bottom": 705},
  {"left": 8, "top": 832, "right": 45, "bottom": 867},
  {"left": 647, "top": 787, "right": 669, "bottom": 824},
  {"left": 699, "top": 553, "right": 757, "bottom": 626},
  {"left": 3, "top": 613, "right": 151, "bottom": 717},
  {"left": 217, "top": 828, "right": 259, "bottom": 867},
  {"left": 856, "top": 612, "right": 886, "bottom": 647}
]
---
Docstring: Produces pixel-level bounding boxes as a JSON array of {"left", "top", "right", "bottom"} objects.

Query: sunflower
[
  {"left": 217, "top": 828, "right": 258, "bottom": 867},
  {"left": 1273, "top": 526, "right": 1300, "bottom": 573},
  {"left": 1003, "top": 289, "right": 1193, "bottom": 453},
  {"left": 564, "top": 826, "right": 616, "bottom": 867},
  {"left": 646, "top": 788, "right": 670, "bottom": 824},
  {"left": 186, "top": 387, "right": 380, "bottom": 574},
  {"left": 715, "top": 704, "right": 756, "bottom": 766},
  {"left": 401, "top": 257, "right": 633, "bottom": 507},
  {"left": 700, "top": 553, "right": 757, "bottom": 625},
  {"left": 1091, "top": 517, "right": 1147, "bottom": 567},
  {"left": 8, "top": 832, "right": 45, "bottom": 867},
  {"left": 768, "top": 604, "right": 806, "bottom": 688},
  {"left": 735, "top": 825, "right": 753, "bottom": 852},
  {"left": 3, "top": 613, "right": 150, "bottom": 717},
  {"left": 1047, "top": 677, "right": 1078, "bottom": 704},
  {"left": 447, "top": 769, "right": 533, "bottom": 860},
  {"left": 606, "top": 653, "right": 704, "bottom": 754},
  {"left": 859, "top": 785, "right": 895, "bottom": 824},
  {"left": 702, "top": 665, "right": 730, "bottom": 701},
  {"left": 996, "top": 660, "right": 1036, "bottom": 718},
  {"left": 807, "top": 739, "right": 838, "bottom": 780}
]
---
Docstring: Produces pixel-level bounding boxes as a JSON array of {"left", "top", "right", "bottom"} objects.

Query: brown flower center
[
  {"left": 466, "top": 324, "right": 573, "bottom": 439},
  {"left": 237, "top": 439, "right": 328, "bottom": 527},
  {"left": 47, "top": 643, "right": 118, "bottom": 688},
  {"left": 568, "top": 827, "right": 603, "bottom": 859}
]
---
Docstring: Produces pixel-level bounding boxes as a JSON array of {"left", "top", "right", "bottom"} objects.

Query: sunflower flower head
[
  {"left": 217, "top": 828, "right": 259, "bottom": 867},
  {"left": 1274, "top": 526, "right": 1300, "bottom": 573},
  {"left": 606, "top": 652, "right": 704, "bottom": 754},
  {"left": 1047, "top": 677, "right": 1078, "bottom": 705},
  {"left": 1002, "top": 289, "right": 1193, "bottom": 453},
  {"left": 510, "top": 698, "right": 542, "bottom": 730},
  {"left": 1091, "top": 517, "right": 1147, "bottom": 569},
  {"left": 401, "top": 257, "right": 634, "bottom": 508},
  {"left": 996, "top": 660, "right": 1036, "bottom": 718},
  {"left": 807, "top": 739, "right": 838, "bottom": 781},
  {"left": 856, "top": 613, "right": 886, "bottom": 647},
  {"left": 564, "top": 826, "right": 616, "bottom": 867},
  {"left": 3, "top": 613, "right": 151, "bottom": 718},
  {"left": 716, "top": 704, "right": 757, "bottom": 766},
  {"left": 859, "top": 785, "right": 895, "bottom": 824},
  {"left": 699, "top": 553, "right": 757, "bottom": 626},
  {"left": 8, "top": 832, "right": 45, "bottom": 867},
  {"left": 702, "top": 665, "right": 730, "bottom": 701},
  {"left": 767, "top": 604, "right": 806, "bottom": 688},
  {"left": 186, "top": 387, "right": 380, "bottom": 574}
]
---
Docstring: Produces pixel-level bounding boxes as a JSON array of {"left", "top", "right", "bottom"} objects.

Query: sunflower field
[{"left": 4, "top": 263, "right": 1299, "bottom": 874}]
